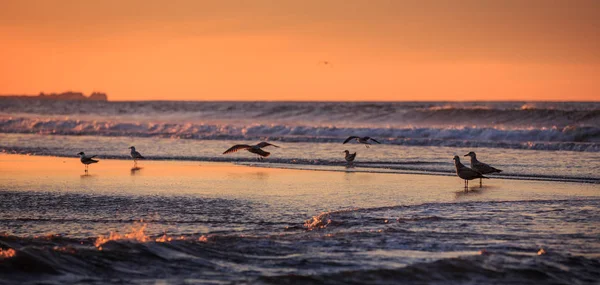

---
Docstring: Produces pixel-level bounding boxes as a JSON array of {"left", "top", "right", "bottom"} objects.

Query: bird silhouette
[
  {"left": 78, "top": 152, "right": 99, "bottom": 173},
  {"left": 343, "top": 136, "right": 381, "bottom": 148},
  {"left": 223, "top": 142, "right": 280, "bottom": 160}
]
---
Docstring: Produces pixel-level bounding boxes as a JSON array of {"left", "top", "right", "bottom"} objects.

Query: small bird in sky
[
  {"left": 223, "top": 142, "right": 280, "bottom": 160},
  {"left": 343, "top": 136, "right": 381, "bottom": 148},
  {"left": 464, "top": 151, "right": 502, "bottom": 187},
  {"left": 129, "top": 146, "right": 145, "bottom": 166},
  {"left": 343, "top": 150, "right": 356, "bottom": 167},
  {"left": 318, "top": 60, "right": 333, "bottom": 67},
  {"left": 453, "top": 155, "right": 487, "bottom": 190},
  {"left": 78, "top": 152, "right": 99, "bottom": 173}
]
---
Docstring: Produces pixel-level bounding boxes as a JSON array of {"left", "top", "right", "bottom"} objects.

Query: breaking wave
[{"left": 1, "top": 117, "right": 599, "bottom": 152}]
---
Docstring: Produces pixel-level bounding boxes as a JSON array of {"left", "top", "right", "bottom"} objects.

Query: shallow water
[
  {"left": 2, "top": 133, "right": 600, "bottom": 183},
  {"left": 0, "top": 155, "right": 599, "bottom": 284}
]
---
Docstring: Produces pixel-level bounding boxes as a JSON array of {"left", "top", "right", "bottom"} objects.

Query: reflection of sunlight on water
[
  {"left": 226, "top": 171, "right": 270, "bottom": 181},
  {"left": 304, "top": 212, "right": 332, "bottom": 231},
  {"left": 95, "top": 222, "right": 151, "bottom": 249},
  {"left": 94, "top": 222, "right": 209, "bottom": 250},
  {"left": 0, "top": 248, "right": 16, "bottom": 259}
]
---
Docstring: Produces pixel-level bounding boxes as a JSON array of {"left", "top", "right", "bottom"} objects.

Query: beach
[
  {"left": 1, "top": 154, "right": 599, "bottom": 284},
  {"left": 3, "top": 2, "right": 600, "bottom": 283}
]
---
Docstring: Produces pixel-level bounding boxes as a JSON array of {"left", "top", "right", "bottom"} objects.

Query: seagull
[
  {"left": 129, "top": 146, "right": 145, "bottom": 165},
  {"left": 464, "top": 151, "right": 502, "bottom": 187},
  {"left": 342, "top": 136, "right": 381, "bottom": 148},
  {"left": 343, "top": 150, "right": 356, "bottom": 167},
  {"left": 223, "top": 142, "right": 280, "bottom": 160},
  {"left": 78, "top": 152, "right": 99, "bottom": 173},
  {"left": 453, "top": 155, "right": 487, "bottom": 190}
]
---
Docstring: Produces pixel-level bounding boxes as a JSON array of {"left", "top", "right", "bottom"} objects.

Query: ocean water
[
  {"left": 1, "top": 100, "right": 599, "bottom": 151},
  {"left": 1, "top": 99, "right": 599, "bottom": 284}
]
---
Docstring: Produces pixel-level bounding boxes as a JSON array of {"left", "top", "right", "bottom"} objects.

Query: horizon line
[{"left": 1, "top": 95, "right": 598, "bottom": 103}]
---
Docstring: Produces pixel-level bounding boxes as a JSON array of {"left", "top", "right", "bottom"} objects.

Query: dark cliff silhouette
[{"left": 0, "top": 91, "right": 108, "bottom": 101}]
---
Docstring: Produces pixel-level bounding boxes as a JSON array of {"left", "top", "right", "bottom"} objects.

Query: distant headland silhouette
[{"left": 0, "top": 91, "right": 108, "bottom": 101}]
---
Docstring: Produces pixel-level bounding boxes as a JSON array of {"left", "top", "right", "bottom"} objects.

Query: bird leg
[{"left": 480, "top": 178, "right": 482, "bottom": 188}]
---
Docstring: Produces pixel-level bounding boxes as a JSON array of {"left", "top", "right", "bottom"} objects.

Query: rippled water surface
[
  {"left": 1, "top": 155, "right": 599, "bottom": 284},
  {"left": 1, "top": 100, "right": 599, "bottom": 151}
]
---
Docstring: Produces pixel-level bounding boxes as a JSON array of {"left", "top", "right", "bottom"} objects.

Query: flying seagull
[
  {"left": 453, "top": 155, "right": 487, "bottom": 190},
  {"left": 129, "top": 146, "right": 145, "bottom": 165},
  {"left": 464, "top": 151, "right": 502, "bottom": 187},
  {"left": 223, "top": 142, "right": 280, "bottom": 160},
  {"left": 343, "top": 150, "right": 356, "bottom": 167},
  {"left": 343, "top": 136, "right": 381, "bottom": 148},
  {"left": 78, "top": 152, "right": 99, "bottom": 173}
]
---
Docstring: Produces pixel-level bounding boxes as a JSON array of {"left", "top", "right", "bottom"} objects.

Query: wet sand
[{"left": 1, "top": 153, "right": 598, "bottom": 207}]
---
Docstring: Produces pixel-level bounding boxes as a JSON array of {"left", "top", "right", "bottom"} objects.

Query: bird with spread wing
[
  {"left": 342, "top": 136, "right": 381, "bottom": 148},
  {"left": 223, "top": 142, "right": 280, "bottom": 160}
]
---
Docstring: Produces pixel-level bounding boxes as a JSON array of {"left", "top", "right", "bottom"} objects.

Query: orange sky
[{"left": 1, "top": 0, "right": 599, "bottom": 101}]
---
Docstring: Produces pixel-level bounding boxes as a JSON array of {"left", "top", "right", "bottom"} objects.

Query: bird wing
[
  {"left": 368, "top": 137, "right": 381, "bottom": 144},
  {"left": 223, "top": 144, "right": 251, "bottom": 154},
  {"left": 249, "top": 148, "right": 271, "bottom": 157},
  {"left": 459, "top": 167, "right": 487, "bottom": 179},
  {"left": 133, "top": 151, "right": 145, "bottom": 159},
  {"left": 83, "top": 154, "right": 96, "bottom": 160},
  {"left": 343, "top": 136, "right": 359, "bottom": 144},
  {"left": 82, "top": 156, "right": 99, "bottom": 163},
  {"left": 473, "top": 161, "right": 501, "bottom": 174},
  {"left": 256, "top": 142, "right": 279, "bottom": 148}
]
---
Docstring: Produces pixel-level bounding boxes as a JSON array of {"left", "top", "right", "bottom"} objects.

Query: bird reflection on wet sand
[
  {"left": 131, "top": 166, "right": 143, "bottom": 175},
  {"left": 454, "top": 188, "right": 484, "bottom": 199}
]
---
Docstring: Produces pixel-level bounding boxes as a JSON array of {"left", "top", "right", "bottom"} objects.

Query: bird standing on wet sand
[
  {"left": 465, "top": 151, "right": 502, "bottom": 187},
  {"left": 223, "top": 142, "right": 280, "bottom": 160},
  {"left": 343, "top": 136, "right": 381, "bottom": 148},
  {"left": 78, "top": 152, "right": 99, "bottom": 173},
  {"left": 453, "top": 155, "right": 487, "bottom": 190},
  {"left": 343, "top": 150, "right": 356, "bottom": 167},
  {"left": 129, "top": 146, "right": 145, "bottom": 166}
]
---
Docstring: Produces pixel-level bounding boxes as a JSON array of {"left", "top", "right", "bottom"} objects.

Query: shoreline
[
  {"left": 2, "top": 152, "right": 598, "bottom": 184},
  {"left": 1, "top": 153, "right": 598, "bottom": 201}
]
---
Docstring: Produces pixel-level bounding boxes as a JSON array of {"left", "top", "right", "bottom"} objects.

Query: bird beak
[{"left": 464, "top": 154, "right": 469, "bottom": 157}]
